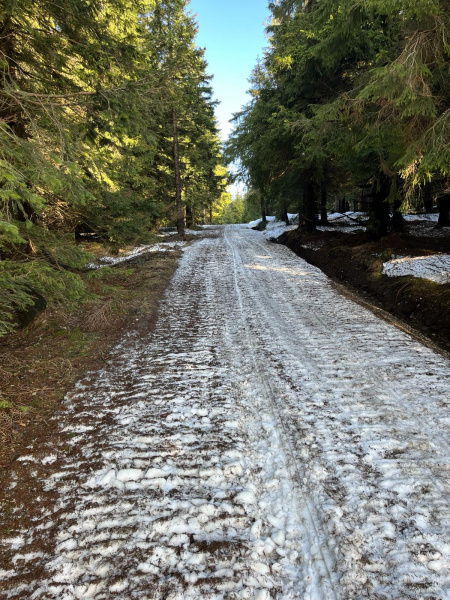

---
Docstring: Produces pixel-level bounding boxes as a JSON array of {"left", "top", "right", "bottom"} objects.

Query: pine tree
[
  {"left": 0, "top": 0, "right": 227, "bottom": 335},
  {"left": 230, "top": 0, "right": 450, "bottom": 237},
  {"left": 148, "top": 0, "right": 224, "bottom": 235}
]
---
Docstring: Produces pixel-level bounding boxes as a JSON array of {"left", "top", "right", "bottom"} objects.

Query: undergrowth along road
[{"left": 0, "top": 225, "right": 449, "bottom": 599}]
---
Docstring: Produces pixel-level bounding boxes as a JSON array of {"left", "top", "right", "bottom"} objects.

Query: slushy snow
[{"left": 1, "top": 225, "right": 449, "bottom": 600}]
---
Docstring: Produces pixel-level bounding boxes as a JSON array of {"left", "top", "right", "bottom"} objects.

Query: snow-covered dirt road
[{"left": 1, "top": 225, "right": 449, "bottom": 599}]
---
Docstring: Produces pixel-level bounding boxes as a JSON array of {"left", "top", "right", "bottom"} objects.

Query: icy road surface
[{"left": 1, "top": 225, "right": 450, "bottom": 599}]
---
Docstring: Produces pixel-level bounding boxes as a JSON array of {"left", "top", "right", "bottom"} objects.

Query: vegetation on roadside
[
  {"left": 227, "top": 0, "right": 450, "bottom": 235},
  {"left": 213, "top": 191, "right": 261, "bottom": 224},
  {"left": 0, "top": 0, "right": 228, "bottom": 336}
]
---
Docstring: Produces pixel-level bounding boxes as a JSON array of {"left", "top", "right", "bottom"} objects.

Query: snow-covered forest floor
[
  {"left": 383, "top": 254, "right": 450, "bottom": 284},
  {"left": 1, "top": 226, "right": 449, "bottom": 599}
]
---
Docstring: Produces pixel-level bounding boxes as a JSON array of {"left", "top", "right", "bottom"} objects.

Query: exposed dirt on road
[{"left": 0, "top": 226, "right": 449, "bottom": 599}]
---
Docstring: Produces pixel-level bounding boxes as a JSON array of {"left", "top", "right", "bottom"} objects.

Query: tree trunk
[
  {"left": 260, "top": 196, "right": 267, "bottom": 223},
  {"left": 320, "top": 179, "right": 328, "bottom": 224},
  {"left": 436, "top": 194, "right": 450, "bottom": 228},
  {"left": 367, "top": 172, "right": 391, "bottom": 238},
  {"left": 303, "top": 174, "right": 316, "bottom": 233},
  {"left": 391, "top": 205, "right": 404, "bottom": 230},
  {"left": 392, "top": 176, "right": 405, "bottom": 231},
  {"left": 282, "top": 206, "right": 289, "bottom": 225},
  {"left": 423, "top": 183, "right": 433, "bottom": 213},
  {"left": 172, "top": 108, "right": 184, "bottom": 235},
  {"left": 186, "top": 204, "right": 193, "bottom": 229}
]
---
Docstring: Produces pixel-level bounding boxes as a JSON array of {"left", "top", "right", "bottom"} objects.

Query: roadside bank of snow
[
  {"left": 248, "top": 217, "right": 365, "bottom": 239},
  {"left": 403, "top": 213, "right": 439, "bottom": 223},
  {"left": 247, "top": 216, "right": 276, "bottom": 229},
  {"left": 262, "top": 221, "right": 296, "bottom": 240},
  {"left": 317, "top": 224, "right": 365, "bottom": 232},
  {"left": 87, "top": 241, "right": 187, "bottom": 269},
  {"left": 247, "top": 214, "right": 367, "bottom": 238},
  {"left": 319, "top": 212, "right": 367, "bottom": 231},
  {"left": 328, "top": 212, "right": 368, "bottom": 222},
  {"left": 383, "top": 254, "right": 450, "bottom": 284},
  {"left": 159, "top": 228, "right": 206, "bottom": 237}
]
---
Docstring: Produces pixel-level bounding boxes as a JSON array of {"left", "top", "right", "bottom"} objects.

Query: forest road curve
[{"left": 1, "top": 225, "right": 449, "bottom": 600}]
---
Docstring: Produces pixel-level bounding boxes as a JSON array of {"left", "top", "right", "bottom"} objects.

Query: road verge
[{"left": 278, "top": 228, "right": 450, "bottom": 353}]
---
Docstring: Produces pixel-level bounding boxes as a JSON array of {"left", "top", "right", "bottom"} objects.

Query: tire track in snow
[
  {"left": 248, "top": 234, "right": 450, "bottom": 467},
  {"left": 223, "top": 226, "right": 450, "bottom": 599},
  {"left": 224, "top": 228, "right": 340, "bottom": 600},
  {"left": 1, "top": 229, "right": 325, "bottom": 599}
]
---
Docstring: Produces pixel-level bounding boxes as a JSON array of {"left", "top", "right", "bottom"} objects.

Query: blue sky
[{"left": 188, "top": 0, "right": 271, "bottom": 141}]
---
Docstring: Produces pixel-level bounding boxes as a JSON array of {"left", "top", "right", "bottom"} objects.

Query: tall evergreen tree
[
  {"left": 228, "top": 0, "right": 450, "bottom": 236},
  {"left": 148, "top": 0, "right": 224, "bottom": 234},
  {"left": 0, "top": 0, "right": 226, "bottom": 335}
]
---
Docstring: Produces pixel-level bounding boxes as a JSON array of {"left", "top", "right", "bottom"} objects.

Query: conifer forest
[
  {"left": 0, "top": 2, "right": 450, "bottom": 599},
  {"left": 1, "top": 0, "right": 449, "bottom": 336},
  {"left": 227, "top": 0, "right": 450, "bottom": 233},
  {"left": 0, "top": 0, "right": 226, "bottom": 336}
]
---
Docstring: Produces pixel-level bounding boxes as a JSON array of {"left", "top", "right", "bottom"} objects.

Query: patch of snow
[
  {"left": 186, "top": 228, "right": 206, "bottom": 236},
  {"left": 87, "top": 241, "right": 187, "bottom": 269},
  {"left": 300, "top": 241, "right": 326, "bottom": 251},
  {"left": 403, "top": 213, "right": 439, "bottom": 222},
  {"left": 345, "top": 211, "right": 369, "bottom": 221},
  {"left": 17, "top": 455, "right": 37, "bottom": 462},
  {"left": 247, "top": 216, "right": 276, "bottom": 229},
  {"left": 109, "top": 580, "right": 128, "bottom": 592},
  {"left": 327, "top": 211, "right": 369, "bottom": 223},
  {"left": 262, "top": 220, "right": 297, "bottom": 240},
  {"left": 4, "top": 536, "right": 25, "bottom": 549},
  {"left": 383, "top": 254, "right": 450, "bottom": 283},
  {"left": 41, "top": 455, "right": 57, "bottom": 465},
  {"left": 235, "top": 490, "right": 256, "bottom": 505},
  {"left": 114, "top": 468, "right": 143, "bottom": 482},
  {"left": 248, "top": 213, "right": 368, "bottom": 234},
  {"left": 318, "top": 212, "right": 366, "bottom": 231},
  {"left": 160, "top": 227, "right": 206, "bottom": 236},
  {"left": 0, "top": 569, "right": 16, "bottom": 579},
  {"left": 317, "top": 224, "right": 365, "bottom": 233}
]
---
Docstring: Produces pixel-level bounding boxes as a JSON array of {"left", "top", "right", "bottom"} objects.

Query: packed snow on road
[{"left": 1, "top": 225, "right": 449, "bottom": 600}]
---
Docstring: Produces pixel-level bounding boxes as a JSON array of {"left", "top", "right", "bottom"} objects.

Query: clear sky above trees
[{"left": 188, "top": 0, "right": 270, "bottom": 140}]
